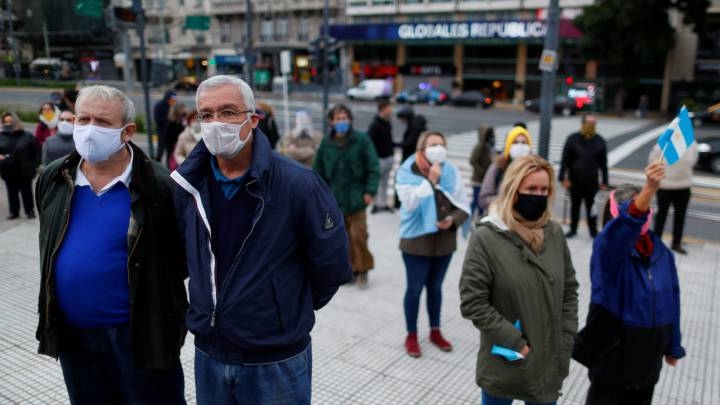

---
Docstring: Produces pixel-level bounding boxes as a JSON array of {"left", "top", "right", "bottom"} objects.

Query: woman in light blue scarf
[{"left": 395, "top": 131, "right": 470, "bottom": 358}]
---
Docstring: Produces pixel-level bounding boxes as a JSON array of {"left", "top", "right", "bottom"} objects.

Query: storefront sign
[{"left": 330, "top": 20, "right": 581, "bottom": 41}]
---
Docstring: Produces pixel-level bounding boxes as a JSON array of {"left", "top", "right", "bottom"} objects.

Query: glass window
[
  {"left": 261, "top": 19, "right": 273, "bottom": 41},
  {"left": 298, "top": 15, "right": 311, "bottom": 41},
  {"left": 219, "top": 17, "right": 232, "bottom": 43},
  {"left": 276, "top": 17, "right": 288, "bottom": 40}
]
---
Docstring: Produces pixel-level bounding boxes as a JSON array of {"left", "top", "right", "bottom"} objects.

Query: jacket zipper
[
  {"left": 647, "top": 268, "right": 656, "bottom": 327},
  {"left": 46, "top": 170, "right": 75, "bottom": 328},
  {"left": 214, "top": 179, "right": 265, "bottom": 325}
]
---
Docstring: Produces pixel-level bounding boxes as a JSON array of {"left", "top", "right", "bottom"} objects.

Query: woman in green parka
[{"left": 460, "top": 155, "right": 579, "bottom": 405}]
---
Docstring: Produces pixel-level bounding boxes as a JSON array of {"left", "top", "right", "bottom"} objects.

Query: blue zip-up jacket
[
  {"left": 573, "top": 200, "right": 685, "bottom": 387},
  {"left": 171, "top": 129, "right": 352, "bottom": 364}
]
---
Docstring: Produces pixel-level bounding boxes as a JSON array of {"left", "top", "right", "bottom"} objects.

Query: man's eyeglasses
[{"left": 197, "top": 110, "right": 252, "bottom": 124}]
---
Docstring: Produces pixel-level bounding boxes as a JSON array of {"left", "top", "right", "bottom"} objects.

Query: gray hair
[
  {"left": 196, "top": 75, "right": 255, "bottom": 112},
  {"left": 76, "top": 85, "right": 136, "bottom": 125}
]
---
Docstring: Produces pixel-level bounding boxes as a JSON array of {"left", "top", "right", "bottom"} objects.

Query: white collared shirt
[{"left": 75, "top": 146, "right": 134, "bottom": 196}]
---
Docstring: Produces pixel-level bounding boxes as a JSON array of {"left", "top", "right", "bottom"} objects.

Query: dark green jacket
[
  {"left": 35, "top": 143, "right": 188, "bottom": 369},
  {"left": 460, "top": 215, "right": 579, "bottom": 403},
  {"left": 313, "top": 129, "right": 380, "bottom": 215}
]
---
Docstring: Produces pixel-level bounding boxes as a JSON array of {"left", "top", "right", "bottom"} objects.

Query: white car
[{"left": 346, "top": 79, "right": 392, "bottom": 101}]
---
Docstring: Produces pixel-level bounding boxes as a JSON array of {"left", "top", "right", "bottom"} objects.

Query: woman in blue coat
[{"left": 573, "top": 161, "right": 685, "bottom": 405}]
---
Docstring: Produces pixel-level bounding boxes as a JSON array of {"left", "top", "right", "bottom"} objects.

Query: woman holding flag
[{"left": 573, "top": 161, "right": 685, "bottom": 405}]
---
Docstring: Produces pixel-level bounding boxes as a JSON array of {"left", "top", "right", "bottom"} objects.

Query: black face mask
[
  {"left": 1, "top": 124, "right": 13, "bottom": 133},
  {"left": 514, "top": 193, "right": 548, "bottom": 221}
]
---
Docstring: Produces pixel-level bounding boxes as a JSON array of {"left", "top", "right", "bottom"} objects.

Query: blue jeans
[
  {"left": 402, "top": 253, "right": 452, "bottom": 332},
  {"left": 195, "top": 344, "right": 312, "bottom": 405},
  {"left": 58, "top": 323, "right": 185, "bottom": 405},
  {"left": 471, "top": 185, "right": 483, "bottom": 218},
  {"left": 482, "top": 390, "right": 556, "bottom": 405}
]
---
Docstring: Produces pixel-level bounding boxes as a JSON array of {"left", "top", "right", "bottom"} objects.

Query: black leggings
[
  {"left": 586, "top": 380, "right": 654, "bottom": 405},
  {"left": 653, "top": 188, "right": 691, "bottom": 246},
  {"left": 4, "top": 177, "right": 34, "bottom": 216},
  {"left": 569, "top": 184, "right": 598, "bottom": 235}
]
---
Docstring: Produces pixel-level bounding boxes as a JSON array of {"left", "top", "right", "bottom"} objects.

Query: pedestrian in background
[
  {"left": 42, "top": 110, "right": 76, "bottom": 165},
  {"left": 461, "top": 155, "right": 578, "bottom": 405},
  {"left": 153, "top": 90, "right": 177, "bottom": 163},
  {"left": 0, "top": 112, "right": 39, "bottom": 220},
  {"left": 256, "top": 101, "right": 280, "bottom": 150},
  {"left": 280, "top": 110, "right": 323, "bottom": 168},
  {"left": 573, "top": 162, "right": 685, "bottom": 405},
  {"left": 559, "top": 114, "right": 608, "bottom": 238},
  {"left": 173, "top": 109, "right": 201, "bottom": 167},
  {"left": 314, "top": 104, "right": 380, "bottom": 288},
  {"left": 397, "top": 105, "right": 427, "bottom": 164},
  {"left": 173, "top": 76, "right": 351, "bottom": 404},
  {"left": 396, "top": 130, "right": 469, "bottom": 357},
  {"left": 35, "top": 85, "right": 188, "bottom": 404},
  {"left": 164, "top": 103, "right": 187, "bottom": 170},
  {"left": 36, "top": 102, "right": 61, "bottom": 147},
  {"left": 469, "top": 125, "right": 495, "bottom": 218},
  {"left": 367, "top": 100, "right": 395, "bottom": 213},
  {"left": 648, "top": 143, "right": 698, "bottom": 254},
  {"left": 478, "top": 125, "right": 532, "bottom": 212}
]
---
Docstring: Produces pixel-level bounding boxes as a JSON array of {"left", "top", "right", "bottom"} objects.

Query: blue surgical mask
[{"left": 333, "top": 121, "right": 350, "bottom": 134}]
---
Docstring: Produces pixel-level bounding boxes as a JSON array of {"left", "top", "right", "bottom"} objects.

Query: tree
[{"left": 574, "top": 0, "right": 709, "bottom": 111}]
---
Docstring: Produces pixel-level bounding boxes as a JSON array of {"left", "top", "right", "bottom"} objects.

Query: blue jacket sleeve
[
  {"left": 666, "top": 257, "right": 686, "bottom": 359},
  {"left": 301, "top": 173, "right": 353, "bottom": 309}
]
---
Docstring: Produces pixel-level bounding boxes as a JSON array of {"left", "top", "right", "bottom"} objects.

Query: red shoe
[
  {"left": 430, "top": 328, "right": 453, "bottom": 352},
  {"left": 404, "top": 332, "right": 422, "bottom": 358}
]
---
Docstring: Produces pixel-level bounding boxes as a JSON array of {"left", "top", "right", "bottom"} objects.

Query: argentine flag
[{"left": 657, "top": 106, "right": 695, "bottom": 165}]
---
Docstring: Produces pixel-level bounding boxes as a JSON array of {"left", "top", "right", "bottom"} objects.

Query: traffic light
[{"left": 565, "top": 76, "right": 574, "bottom": 85}]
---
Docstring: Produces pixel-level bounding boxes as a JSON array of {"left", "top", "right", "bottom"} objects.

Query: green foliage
[
  {"left": 134, "top": 115, "right": 146, "bottom": 134},
  {"left": 574, "top": 0, "right": 709, "bottom": 86},
  {"left": 0, "top": 105, "right": 37, "bottom": 122},
  {"left": 0, "top": 78, "right": 71, "bottom": 89}
]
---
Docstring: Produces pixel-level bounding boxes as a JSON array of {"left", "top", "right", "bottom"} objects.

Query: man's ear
[{"left": 122, "top": 123, "right": 137, "bottom": 142}]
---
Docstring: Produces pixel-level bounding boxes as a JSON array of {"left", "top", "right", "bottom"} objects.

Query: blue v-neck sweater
[{"left": 54, "top": 184, "right": 132, "bottom": 327}]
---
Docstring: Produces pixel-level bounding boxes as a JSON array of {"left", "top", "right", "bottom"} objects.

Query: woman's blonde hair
[
  {"left": 493, "top": 154, "right": 555, "bottom": 225},
  {"left": 415, "top": 130, "right": 447, "bottom": 151}
]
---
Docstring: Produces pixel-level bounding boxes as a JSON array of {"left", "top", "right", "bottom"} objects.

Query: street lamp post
[
  {"left": 245, "top": 0, "right": 254, "bottom": 88},
  {"left": 132, "top": 0, "right": 155, "bottom": 159},
  {"left": 538, "top": 0, "right": 560, "bottom": 160},
  {"left": 321, "top": 0, "right": 329, "bottom": 136}
]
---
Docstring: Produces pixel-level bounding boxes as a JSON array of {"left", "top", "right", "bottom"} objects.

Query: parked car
[
  {"left": 451, "top": 90, "right": 494, "bottom": 108},
  {"left": 346, "top": 79, "right": 392, "bottom": 101},
  {"left": 690, "top": 102, "right": 720, "bottom": 127},
  {"left": 524, "top": 95, "right": 583, "bottom": 116},
  {"left": 394, "top": 84, "right": 450, "bottom": 105},
  {"left": 696, "top": 135, "right": 720, "bottom": 174}
]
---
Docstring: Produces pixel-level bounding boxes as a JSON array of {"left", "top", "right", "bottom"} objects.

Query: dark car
[
  {"left": 690, "top": 102, "right": 720, "bottom": 127},
  {"left": 451, "top": 90, "right": 494, "bottom": 108},
  {"left": 524, "top": 95, "right": 582, "bottom": 116},
  {"left": 394, "top": 85, "right": 450, "bottom": 105},
  {"left": 696, "top": 135, "right": 720, "bottom": 174}
]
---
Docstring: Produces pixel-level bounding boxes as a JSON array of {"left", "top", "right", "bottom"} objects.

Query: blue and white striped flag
[{"left": 657, "top": 106, "right": 695, "bottom": 165}]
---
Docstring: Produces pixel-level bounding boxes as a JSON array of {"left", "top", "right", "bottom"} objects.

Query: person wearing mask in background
[
  {"left": 153, "top": 90, "right": 177, "bottom": 163},
  {"left": 280, "top": 110, "right": 323, "bottom": 168},
  {"left": 256, "top": 101, "right": 280, "bottom": 150},
  {"left": 173, "top": 109, "right": 200, "bottom": 167},
  {"left": 314, "top": 104, "right": 380, "bottom": 289},
  {"left": 559, "top": 114, "right": 608, "bottom": 238},
  {"left": 59, "top": 88, "right": 79, "bottom": 113},
  {"left": 172, "top": 76, "right": 351, "bottom": 404},
  {"left": 647, "top": 143, "right": 698, "bottom": 255},
  {"left": 35, "top": 85, "right": 188, "bottom": 403},
  {"left": 478, "top": 126, "right": 532, "bottom": 212},
  {"left": 469, "top": 125, "right": 496, "bottom": 218},
  {"left": 164, "top": 104, "right": 187, "bottom": 170},
  {"left": 367, "top": 101, "right": 395, "bottom": 213},
  {"left": 36, "top": 102, "right": 61, "bottom": 147},
  {"left": 573, "top": 162, "right": 685, "bottom": 405},
  {"left": 396, "top": 131, "right": 469, "bottom": 357},
  {"left": 42, "top": 110, "right": 76, "bottom": 165},
  {"left": 460, "top": 155, "right": 578, "bottom": 405},
  {"left": 0, "top": 112, "right": 39, "bottom": 220}
]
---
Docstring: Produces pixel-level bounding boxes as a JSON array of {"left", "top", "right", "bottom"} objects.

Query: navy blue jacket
[
  {"left": 171, "top": 129, "right": 352, "bottom": 364},
  {"left": 573, "top": 201, "right": 685, "bottom": 387}
]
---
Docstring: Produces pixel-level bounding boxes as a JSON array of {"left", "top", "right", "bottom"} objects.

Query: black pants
[
  {"left": 586, "top": 380, "right": 654, "bottom": 405},
  {"left": 569, "top": 184, "right": 598, "bottom": 235},
  {"left": 653, "top": 188, "right": 691, "bottom": 247},
  {"left": 4, "top": 177, "right": 34, "bottom": 216}
]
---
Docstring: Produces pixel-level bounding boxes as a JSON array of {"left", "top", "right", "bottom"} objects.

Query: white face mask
[
  {"left": 509, "top": 143, "right": 531, "bottom": 159},
  {"left": 201, "top": 117, "right": 252, "bottom": 159},
  {"left": 424, "top": 144, "right": 447, "bottom": 164},
  {"left": 73, "top": 124, "right": 126, "bottom": 163},
  {"left": 57, "top": 121, "right": 74, "bottom": 135}
]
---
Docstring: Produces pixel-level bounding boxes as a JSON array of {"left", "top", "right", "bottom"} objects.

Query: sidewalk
[{"left": 0, "top": 201, "right": 719, "bottom": 403}]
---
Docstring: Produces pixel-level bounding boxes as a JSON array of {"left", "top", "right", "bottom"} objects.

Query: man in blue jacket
[{"left": 171, "top": 75, "right": 352, "bottom": 404}]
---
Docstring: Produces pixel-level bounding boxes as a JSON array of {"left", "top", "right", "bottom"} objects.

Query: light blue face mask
[{"left": 333, "top": 121, "right": 350, "bottom": 134}]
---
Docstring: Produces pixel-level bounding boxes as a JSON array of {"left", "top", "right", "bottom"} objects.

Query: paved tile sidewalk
[{"left": 0, "top": 209, "right": 718, "bottom": 404}]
